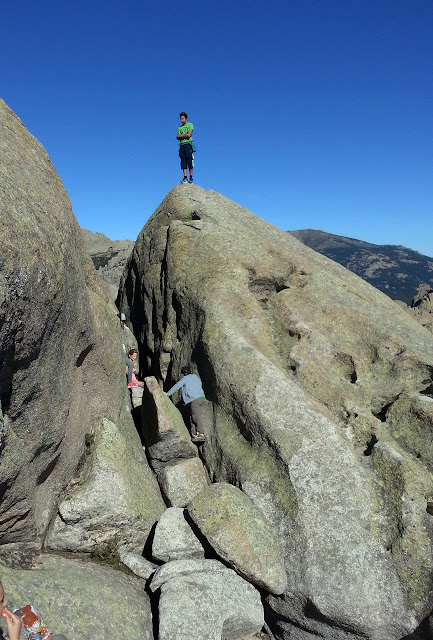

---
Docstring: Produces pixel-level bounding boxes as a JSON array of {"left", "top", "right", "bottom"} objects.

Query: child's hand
[{"left": 2, "top": 608, "right": 22, "bottom": 640}]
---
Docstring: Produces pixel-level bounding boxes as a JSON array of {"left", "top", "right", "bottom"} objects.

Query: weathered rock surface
[
  {"left": 119, "top": 547, "right": 157, "bottom": 580},
  {"left": 46, "top": 418, "right": 165, "bottom": 553},
  {"left": 158, "top": 456, "right": 209, "bottom": 507},
  {"left": 81, "top": 228, "right": 134, "bottom": 301},
  {"left": 410, "top": 283, "right": 433, "bottom": 335},
  {"left": 0, "top": 555, "right": 153, "bottom": 639},
  {"left": 141, "top": 376, "right": 197, "bottom": 473},
  {"left": 188, "top": 483, "right": 286, "bottom": 594},
  {"left": 0, "top": 99, "right": 164, "bottom": 559},
  {"left": 152, "top": 506, "right": 204, "bottom": 562},
  {"left": 118, "top": 184, "right": 433, "bottom": 639},
  {"left": 150, "top": 558, "right": 264, "bottom": 640}
]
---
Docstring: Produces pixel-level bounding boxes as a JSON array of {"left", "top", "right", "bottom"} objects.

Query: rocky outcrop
[
  {"left": 81, "top": 228, "right": 134, "bottom": 301},
  {"left": 141, "top": 376, "right": 198, "bottom": 472},
  {"left": 152, "top": 507, "right": 204, "bottom": 562},
  {"left": 0, "top": 555, "right": 153, "bottom": 639},
  {"left": 410, "top": 283, "right": 433, "bottom": 335},
  {"left": 158, "top": 456, "right": 209, "bottom": 507},
  {"left": 46, "top": 417, "right": 165, "bottom": 553},
  {"left": 118, "top": 184, "right": 433, "bottom": 639},
  {"left": 188, "top": 483, "right": 286, "bottom": 594},
  {"left": 149, "top": 559, "right": 264, "bottom": 640},
  {"left": 0, "top": 98, "right": 164, "bottom": 561}
]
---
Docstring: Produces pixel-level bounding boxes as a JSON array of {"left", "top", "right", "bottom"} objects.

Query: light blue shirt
[{"left": 167, "top": 374, "right": 205, "bottom": 405}]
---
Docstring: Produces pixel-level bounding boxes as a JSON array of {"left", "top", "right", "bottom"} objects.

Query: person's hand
[{"left": 3, "top": 609, "right": 22, "bottom": 640}]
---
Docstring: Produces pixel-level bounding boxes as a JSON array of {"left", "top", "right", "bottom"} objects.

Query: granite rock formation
[
  {"left": 81, "top": 228, "right": 134, "bottom": 301},
  {"left": 149, "top": 559, "right": 264, "bottom": 640},
  {"left": 118, "top": 184, "right": 433, "bottom": 640},
  {"left": 0, "top": 98, "right": 164, "bottom": 561},
  {"left": 410, "top": 283, "right": 433, "bottom": 335},
  {"left": 0, "top": 556, "right": 153, "bottom": 639}
]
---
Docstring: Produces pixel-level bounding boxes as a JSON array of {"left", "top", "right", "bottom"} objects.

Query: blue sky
[{"left": 1, "top": 0, "right": 432, "bottom": 255}]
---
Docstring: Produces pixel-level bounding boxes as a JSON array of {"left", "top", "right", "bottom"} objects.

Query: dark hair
[
  {"left": 181, "top": 365, "right": 192, "bottom": 375},
  {"left": 179, "top": 112, "right": 188, "bottom": 119},
  {"left": 128, "top": 349, "right": 137, "bottom": 357}
]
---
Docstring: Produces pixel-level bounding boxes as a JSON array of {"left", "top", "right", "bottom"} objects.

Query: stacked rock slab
[
  {"left": 141, "top": 376, "right": 209, "bottom": 505},
  {"left": 0, "top": 98, "right": 164, "bottom": 561},
  {"left": 118, "top": 184, "right": 433, "bottom": 639},
  {"left": 150, "top": 559, "right": 264, "bottom": 640},
  {"left": 0, "top": 556, "right": 153, "bottom": 640},
  {"left": 152, "top": 507, "right": 205, "bottom": 562}
]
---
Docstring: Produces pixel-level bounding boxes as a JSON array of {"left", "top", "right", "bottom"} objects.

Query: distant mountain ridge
[{"left": 288, "top": 229, "right": 433, "bottom": 304}]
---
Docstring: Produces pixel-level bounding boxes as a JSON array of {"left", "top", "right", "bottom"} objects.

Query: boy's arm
[
  {"left": 176, "top": 128, "right": 193, "bottom": 140},
  {"left": 167, "top": 378, "right": 185, "bottom": 397}
]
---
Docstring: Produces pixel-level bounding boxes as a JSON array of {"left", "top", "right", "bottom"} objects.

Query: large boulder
[
  {"left": 158, "top": 456, "right": 209, "bottom": 507},
  {"left": 81, "top": 228, "right": 134, "bottom": 302},
  {"left": 149, "top": 558, "right": 264, "bottom": 640},
  {"left": 118, "top": 185, "right": 433, "bottom": 639},
  {"left": 0, "top": 555, "right": 153, "bottom": 639},
  {"left": 152, "top": 506, "right": 204, "bottom": 562},
  {"left": 0, "top": 98, "right": 164, "bottom": 560},
  {"left": 188, "top": 482, "right": 286, "bottom": 594},
  {"left": 141, "top": 376, "right": 197, "bottom": 473},
  {"left": 46, "top": 417, "right": 165, "bottom": 553}
]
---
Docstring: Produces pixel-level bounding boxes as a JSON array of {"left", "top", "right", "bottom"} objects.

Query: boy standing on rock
[
  {"left": 166, "top": 365, "right": 206, "bottom": 442},
  {"left": 177, "top": 112, "right": 194, "bottom": 184}
]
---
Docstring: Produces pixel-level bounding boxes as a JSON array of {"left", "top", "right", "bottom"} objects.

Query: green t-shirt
[{"left": 178, "top": 121, "right": 194, "bottom": 145}]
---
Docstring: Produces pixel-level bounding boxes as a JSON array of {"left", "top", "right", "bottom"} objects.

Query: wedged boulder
[
  {"left": 149, "top": 558, "right": 264, "bottom": 640},
  {"left": 46, "top": 416, "right": 165, "bottom": 553},
  {"left": 152, "top": 507, "right": 204, "bottom": 562},
  {"left": 118, "top": 185, "right": 433, "bottom": 639},
  {"left": 188, "top": 482, "right": 286, "bottom": 595},
  {"left": 119, "top": 547, "right": 157, "bottom": 580},
  {"left": 130, "top": 385, "right": 144, "bottom": 409},
  {"left": 0, "top": 99, "right": 158, "bottom": 559},
  {"left": 158, "top": 457, "right": 209, "bottom": 507},
  {"left": 141, "top": 376, "right": 197, "bottom": 472},
  {"left": 0, "top": 555, "right": 153, "bottom": 639}
]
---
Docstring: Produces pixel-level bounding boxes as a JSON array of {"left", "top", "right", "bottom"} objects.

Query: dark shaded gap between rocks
[
  {"left": 75, "top": 344, "right": 93, "bottom": 367},
  {"left": 363, "top": 434, "right": 378, "bottom": 456},
  {"left": 372, "top": 397, "right": 399, "bottom": 423},
  {"left": 264, "top": 598, "right": 370, "bottom": 640},
  {"left": 191, "top": 339, "right": 217, "bottom": 404},
  {"left": 160, "top": 230, "right": 170, "bottom": 334},
  {"left": 401, "top": 608, "right": 433, "bottom": 640}
]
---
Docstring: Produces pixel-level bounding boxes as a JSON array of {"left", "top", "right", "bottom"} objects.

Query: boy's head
[
  {"left": 181, "top": 365, "right": 192, "bottom": 376},
  {"left": 128, "top": 349, "right": 137, "bottom": 361},
  {"left": 180, "top": 112, "right": 187, "bottom": 124}
]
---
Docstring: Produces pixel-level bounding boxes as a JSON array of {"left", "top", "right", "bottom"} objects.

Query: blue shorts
[{"left": 179, "top": 143, "right": 193, "bottom": 170}]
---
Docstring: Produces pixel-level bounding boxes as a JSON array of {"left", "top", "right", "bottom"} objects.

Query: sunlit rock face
[
  {"left": 0, "top": 98, "right": 163, "bottom": 560},
  {"left": 118, "top": 184, "right": 433, "bottom": 639}
]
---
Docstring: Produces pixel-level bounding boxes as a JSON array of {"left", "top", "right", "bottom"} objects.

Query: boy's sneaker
[
  {"left": 181, "top": 177, "right": 188, "bottom": 184},
  {"left": 127, "top": 382, "right": 138, "bottom": 388},
  {"left": 189, "top": 177, "right": 194, "bottom": 183}
]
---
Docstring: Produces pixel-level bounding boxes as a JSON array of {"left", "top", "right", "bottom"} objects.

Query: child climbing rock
[{"left": 166, "top": 365, "right": 206, "bottom": 442}]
